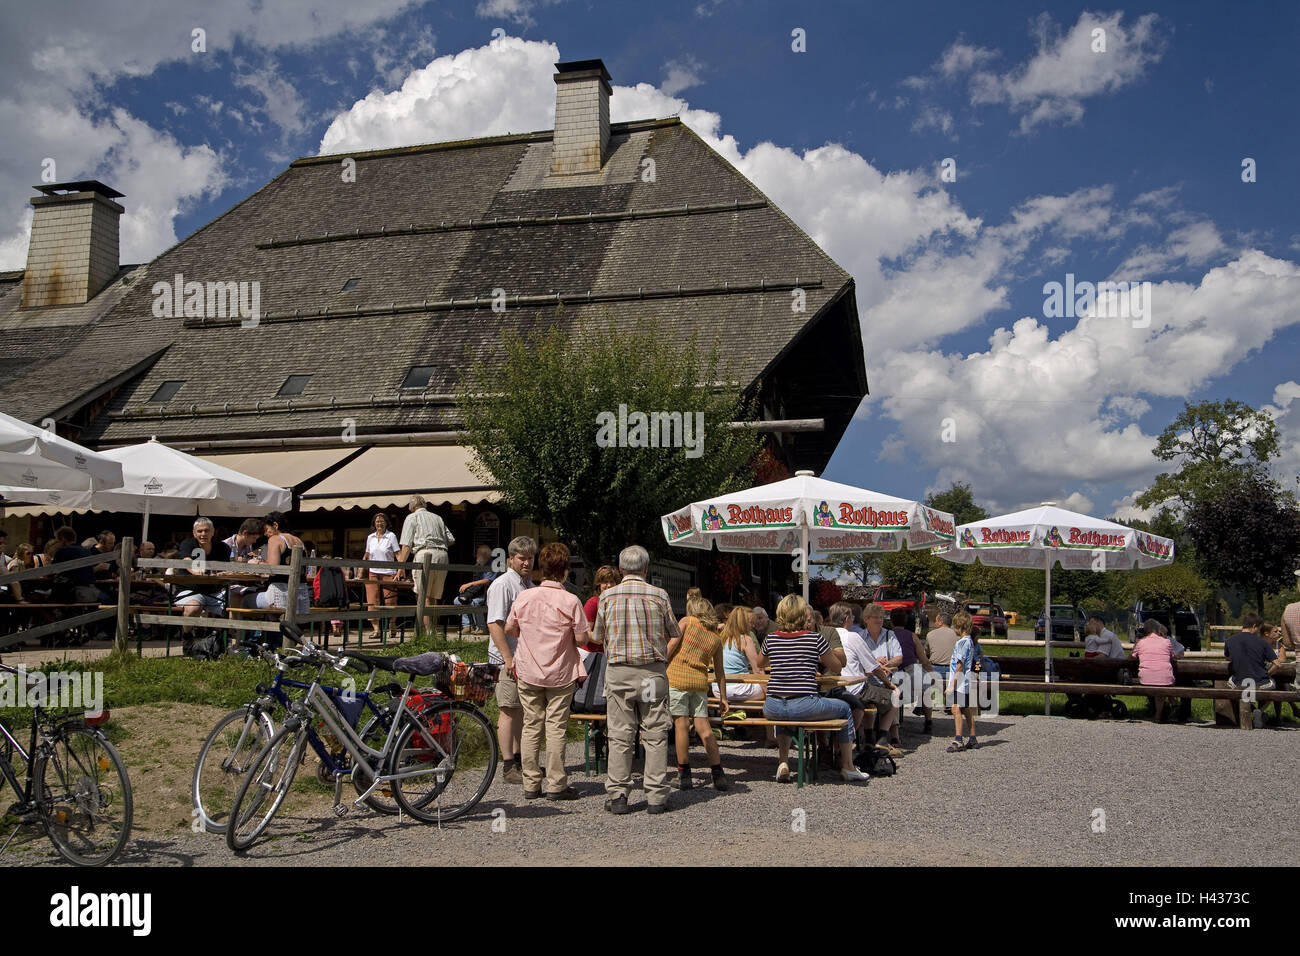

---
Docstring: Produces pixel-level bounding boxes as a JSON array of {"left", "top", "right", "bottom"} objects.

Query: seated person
[
  {"left": 711, "top": 605, "right": 765, "bottom": 701},
  {"left": 1084, "top": 614, "right": 1125, "bottom": 658},
  {"left": 452, "top": 544, "right": 497, "bottom": 635},
  {"left": 1131, "top": 620, "right": 1176, "bottom": 722},
  {"left": 170, "top": 517, "right": 231, "bottom": 646},
  {"left": 1226, "top": 614, "right": 1285, "bottom": 729}
]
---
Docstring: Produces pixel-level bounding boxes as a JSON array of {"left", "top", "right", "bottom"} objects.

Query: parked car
[
  {"left": 1131, "top": 601, "right": 1202, "bottom": 651},
  {"left": 965, "top": 601, "right": 1008, "bottom": 637},
  {"left": 1034, "top": 604, "right": 1086, "bottom": 641},
  {"left": 871, "top": 585, "right": 927, "bottom": 630}
]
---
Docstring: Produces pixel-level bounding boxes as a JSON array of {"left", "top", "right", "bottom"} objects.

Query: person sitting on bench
[{"left": 1226, "top": 612, "right": 1286, "bottom": 729}]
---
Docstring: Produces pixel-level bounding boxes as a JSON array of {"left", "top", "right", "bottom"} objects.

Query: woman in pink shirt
[
  {"left": 505, "top": 542, "right": 589, "bottom": 801},
  {"left": 1132, "top": 620, "right": 1176, "bottom": 722}
]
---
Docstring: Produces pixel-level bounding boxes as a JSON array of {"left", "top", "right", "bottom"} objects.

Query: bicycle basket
[{"left": 461, "top": 662, "right": 501, "bottom": 705}]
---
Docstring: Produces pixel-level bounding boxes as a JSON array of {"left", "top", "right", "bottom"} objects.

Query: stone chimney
[
  {"left": 21, "top": 180, "right": 123, "bottom": 308},
  {"left": 551, "top": 59, "right": 612, "bottom": 176}
]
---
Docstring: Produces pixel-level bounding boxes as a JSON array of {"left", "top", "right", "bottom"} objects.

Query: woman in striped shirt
[{"left": 760, "top": 594, "right": 868, "bottom": 783}]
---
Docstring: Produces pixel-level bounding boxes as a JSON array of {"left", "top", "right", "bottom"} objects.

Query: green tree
[
  {"left": 926, "top": 481, "right": 989, "bottom": 526},
  {"left": 827, "top": 552, "right": 879, "bottom": 587},
  {"left": 877, "top": 548, "right": 951, "bottom": 600},
  {"left": 1136, "top": 399, "right": 1281, "bottom": 513},
  {"left": 457, "top": 318, "right": 762, "bottom": 566},
  {"left": 963, "top": 562, "right": 1022, "bottom": 604},
  {"left": 1184, "top": 470, "right": 1300, "bottom": 615},
  {"left": 1122, "top": 561, "right": 1212, "bottom": 608}
]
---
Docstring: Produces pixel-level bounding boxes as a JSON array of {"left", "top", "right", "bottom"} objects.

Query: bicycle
[
  {"left": 0, "top": 663, "right": 132, "bottom": 866},
  {"left": 193, "top": 640, "right": 424, "bottom": 833},
  {"left": 226, "top": 623, "right": 499, "bottom": 851}
]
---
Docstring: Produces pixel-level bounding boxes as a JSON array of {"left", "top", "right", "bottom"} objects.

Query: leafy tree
[
  {"left": 1184, "top": 470, "right": 1300, "bottom": 615},
  {"left": 1122, "top": 562, "right": 1212, "bottom": 608},
  {"left": 926, "top": 481, "right": 988, "bottom": 526},
  {"left": 963, "top": 562, "right": 1022, "bottom": 604},
  {"left": 1136, "top": 399, "right": 1280, "bottom": 513},
  {"left": 457, "top": 318, "right": 762, "bottom": 566},
  {"left": 877, "top": 548, "right": 951, "bottom": 601},
  {"left": 827, "top": 552, "right": 880, "bottom": 587}
]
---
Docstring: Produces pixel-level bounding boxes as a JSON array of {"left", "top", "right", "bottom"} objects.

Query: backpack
[
  {"left": 854, "top": 745, "right": 897, "bottom": 776},
  {"left": 570, "top": 652, "right": 607, "bottom": 713},
  {"left": 314, "top": 567, "right": 350, "bottom": 609}
]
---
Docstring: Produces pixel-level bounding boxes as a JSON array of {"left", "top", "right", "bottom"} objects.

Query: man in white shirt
[
  {"left": 833, "top": 602, "right": 898, "bottom": 755},
  {"left": 1084, "top": 614, "right": 1126, "bottom": 659},
  {"left": 486, "top": 535, "right": 536, "bottom": 785},
  {"left": 395, "top": 495, "right": 456, "bottom": 632}
]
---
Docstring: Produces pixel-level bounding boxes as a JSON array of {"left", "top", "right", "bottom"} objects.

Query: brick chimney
[
  {"left": 21, "top": 180, "right": 123, "bottom": 308},
  {"left": 551, "top": 59, "right": 612, "bottom": 176}
]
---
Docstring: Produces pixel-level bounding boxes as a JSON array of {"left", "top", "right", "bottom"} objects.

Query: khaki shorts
[
  {"left": 669, "top": 688, "right": 709, "bottom": 718},
  {"left": 413, "top": 548, "right": 449, "bottom": 603},
  {"left": 496, "top": 668, "right": 521, "bottom": 710}
]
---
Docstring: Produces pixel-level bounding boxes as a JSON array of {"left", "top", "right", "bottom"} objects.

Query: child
[
  {"left": 946, "top": 611, "right": 980, "bottom": 751},
  {"left": 667, "top": 596, "right": 730, "bottom": 790}
]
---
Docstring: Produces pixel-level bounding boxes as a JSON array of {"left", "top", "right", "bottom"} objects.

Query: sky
[{"left": 2, "top": 0, "right": 1298, "bottom": 521}]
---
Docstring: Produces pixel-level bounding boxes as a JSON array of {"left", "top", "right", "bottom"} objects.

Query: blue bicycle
[{"left": 191, "top": 641, "right": 435, "bottom": 832}]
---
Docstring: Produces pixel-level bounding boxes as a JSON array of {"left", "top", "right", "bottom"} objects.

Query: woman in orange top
[{"left": 667, "top": 596, "right": 730, "bottom": 791}]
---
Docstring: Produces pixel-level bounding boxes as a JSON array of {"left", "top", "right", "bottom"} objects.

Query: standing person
[
  {"left": 255, "top": 512, "right": 310, "bottom": 619},
  {"left": 581, "top": 564, "right": 621, "bottom": 661},
  {"left": 171, "top": 517, "right": 232, "bottom": 650},
  {"left": 452, "top": 544, "right": 497, "bottom": 636},
  {"left": 761, "top": 594, "right": 867, "bottom": 783},
  {"left": 504, "top": 542, "right": 587, "bottom": 800},
  {"left": 924, "top": 610, "right": 959, "bottom": 727},
  {"left": 945, "top": 611, "right": 982, "bottom": 751},
  {"left": 1264, "top": 623, "right": 1300, "bottom": 722},
  {"left": 592, "top": 545, "right": 680, "bottom": 814},
  {"left": 1282, "top": 572, "right": 1300, "bottom": 693},
  {"left": 486, "top": 535, "right": 537, "bottom": 785},
  {"left": 712, "top": 605, "right": 764, "bottom": 701},
  {"left": 394, "top": 495, "right": 455, "bottom": 633},
  {"left": 666, "top": 596, "right": 730, "bottom": 792},
  {"left": 362, "top": 513, "right": 400, "bottom": 639}
]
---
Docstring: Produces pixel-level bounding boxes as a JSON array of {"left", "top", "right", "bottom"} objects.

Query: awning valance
[{"left": 298, "top": 445, "right": 498, "bottom": 512}]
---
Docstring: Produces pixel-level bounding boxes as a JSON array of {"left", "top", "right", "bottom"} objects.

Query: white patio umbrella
[
  {"left": 0, "top": 411, "right": 124, "bottom": 492},
  {"left": 933, "top": 502, "right": 1174, "bottom": 713},
  {"left": 662, "top": 469, "right": 956, "bottom": 601},
  {"left": 0, "top": 438, "right": 291, "bottom": 541}
]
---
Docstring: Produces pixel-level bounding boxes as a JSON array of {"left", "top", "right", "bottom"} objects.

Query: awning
[
  {"left": 298, "top": 445, "right": 499, "bottom": 512},
  {"left": 198, "top": 448, "right": 362, "bottom": 491}
]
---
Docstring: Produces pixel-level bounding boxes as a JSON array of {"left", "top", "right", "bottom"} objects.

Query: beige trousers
[
  {"left": 604, "top": 662, "right": 670, "bottom": 805},
  {"left": 517, "top": 680, "right": 576, "bottom": 792}
]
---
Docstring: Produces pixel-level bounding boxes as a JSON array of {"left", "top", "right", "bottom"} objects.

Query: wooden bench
[
  {"left": 995, "top": 678, "right": 1300, "bottom": 728},
  {"left": 568, "top": 711, "right": 849, "bottom": 787}
]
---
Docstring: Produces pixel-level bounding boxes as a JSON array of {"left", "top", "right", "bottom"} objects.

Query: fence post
[
  {"left": 285, "top": 545, "right": 304, "bottom": 631},
  {"left": 415, "top": 551, "right": 432, "bottom": 635},
  {"left": 116, "top": 537, "right": 134, "bottom": 654}
]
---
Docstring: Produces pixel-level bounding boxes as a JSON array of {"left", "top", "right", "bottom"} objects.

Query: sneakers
[
  {"left": 963, "top": 738, "right": 979, "bottom": 750},
  {"left": 604, "top": 795, "right": 631, "bottom": 815},
  {"left": 711, "top": 766, "right": 730, "bottom": 791},
  {"left": 840, "top": 767, "right": 869, "bottom": 782},
  {"left": 676, "top": 770, "right": 693, "bottom": 790},
  {"left": 775, "top": 761, "right": 791, "bottom": 783},
  {"left": 646, "top": 800, "right": 671, "bottom": 815},
  {"left": 523, "top": 789, "right": 544, "bottom": 800},
  {"left": 502, "top": 761, "right": 523, "bottom": 785}
]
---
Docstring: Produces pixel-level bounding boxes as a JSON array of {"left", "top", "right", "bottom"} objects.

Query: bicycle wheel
[
  {"left": 38, "top": 727, "right": 133, "bottom": 866},
  {"left": 227, "top": 725, "right": 305, "bottom": 852},
  {"left": 352, "top": 713, "right": 400, "bottom": 814},
  {"left": 193, "top": 707, "right": 274, "bottom": 834},
  {"left": 390, "top": 702, "right": 497, "bottom": 823}
]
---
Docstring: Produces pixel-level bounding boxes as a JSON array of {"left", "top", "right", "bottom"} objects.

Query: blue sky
[{"left": 3, "top": 0, "right": 1298, "bottom": 518}]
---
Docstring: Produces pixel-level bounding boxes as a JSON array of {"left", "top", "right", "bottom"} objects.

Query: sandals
[{"left": 946, "top": 741, "right": 964, "bottom": 753}]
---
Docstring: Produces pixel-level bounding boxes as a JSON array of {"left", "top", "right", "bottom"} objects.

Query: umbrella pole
[
  {"left": 141, "top": 499, "right": 151, "bottom": 546},
  {"left": 1044, "top": 550, "right": 1053, "bottom": 716},
  {"left": 801, "top": 524, "right": 809, "bottom": 604}
]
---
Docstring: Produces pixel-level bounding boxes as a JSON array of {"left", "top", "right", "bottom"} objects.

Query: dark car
[
  {"left": 1034, "top": 604, "right": 1086, "bottom": 641},
  {"left": 1131, "top": 602, "right": 1202, "bottom": 651},
  {"left": 965, "top": 602, "right": 1008, "bottom": 637}
]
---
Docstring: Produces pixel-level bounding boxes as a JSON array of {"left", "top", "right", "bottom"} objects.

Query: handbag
[{"left": 863, "top": 682, "right": 894, "bottom": 708}]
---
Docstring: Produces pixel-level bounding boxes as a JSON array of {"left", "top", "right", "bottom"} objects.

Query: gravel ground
[{"left": 12, "top": 711, "right": 1298, "bottom": 867}]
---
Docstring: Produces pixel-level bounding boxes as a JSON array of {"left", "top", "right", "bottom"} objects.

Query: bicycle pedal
[{"left": 332, "top": 804, "right": 348, "bottom": 817}]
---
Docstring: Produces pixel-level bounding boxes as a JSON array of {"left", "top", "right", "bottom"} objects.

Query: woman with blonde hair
[
  {"left": 711, "top": 606, "right": 764, "bottom": 701},
  {"left": 760, "top": 594, "right": 867, "bottom": 783}
]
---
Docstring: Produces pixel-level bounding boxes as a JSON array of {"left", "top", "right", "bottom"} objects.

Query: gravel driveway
[{"left": 14, "top": 711, "right": 1297, "bottom": 867}]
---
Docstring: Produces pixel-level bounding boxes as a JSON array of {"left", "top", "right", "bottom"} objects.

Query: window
[
  {"left": 148, "top": 380, "right": 184, "bottom": 403},
  {"left": 340, "top": 278, "right": 360, "bottom": 292},
  {"left": 401, "top": 366, "right": 435, "bottom": 389},
  {"left": 277, "top": 375, "right": 311, "bottom": 397}
]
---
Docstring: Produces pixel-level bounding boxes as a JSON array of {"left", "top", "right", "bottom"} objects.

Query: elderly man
[
  {"left": 749, "top": 606, "right": 770, "bottom": 654},
  {"left": 170, "top": 517, "right": 231, "bottom": 651},
  {"left": 857, "top": 603, "right": 903, "bottom": 756},
  {"left": 486, "top": 535, "right": 537, "bottom": 785},
  {"left": 593, "top": 545, "right": 680, "bottom": 814},
  {"left": 395, "top": 495, "right": 456, "bottom": 632}
]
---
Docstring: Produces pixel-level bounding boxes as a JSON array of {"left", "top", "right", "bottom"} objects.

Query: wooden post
[
  {"left": 416, "top": 551, "right": 432, "bottom": 636},
  {"left": 285, "top": 545, "right": 304, "bottom": 630},
  {"left": 117, "top": 537, "right": 134, "bottom": 654}
]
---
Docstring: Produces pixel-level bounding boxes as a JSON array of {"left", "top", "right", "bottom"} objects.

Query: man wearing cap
[{"left": 395, "top": 495, "right": 455, "bottom": 632}]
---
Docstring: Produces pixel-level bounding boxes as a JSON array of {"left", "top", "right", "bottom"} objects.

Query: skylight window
[
  {"left": 401, "top": 366, "right": 434, "bottom": 389},
  {"left": 277, "top": 375, "right": 311, "bottom": 397},
  {"left": 148, "top": 380, "right": 184, "bottom": 403},
  {"left": 340, "top": 278, "right": 360, "bottom": 292}
]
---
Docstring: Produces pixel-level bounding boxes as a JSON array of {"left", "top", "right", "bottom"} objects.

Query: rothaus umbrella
[
  {"left": 662, "top": 470, "right": 956, "bottom": 602},
  {"left": 933, "top": 503, "right": 1174, "bottom": 714},
  {"left": 0, "top": 411, "right": 124, "bottom": 492},
  {"left": 0, "top": 438, "right": 291, "bottom": 541}
]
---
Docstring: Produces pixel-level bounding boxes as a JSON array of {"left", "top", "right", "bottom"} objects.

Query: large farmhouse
[{"left": 0, "top": 59, "right": 867, "bottom": 598}]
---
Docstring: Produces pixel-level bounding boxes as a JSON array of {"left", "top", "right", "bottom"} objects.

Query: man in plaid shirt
[{"left": 592, "top": 544, "right": 681, "bottom": 814}]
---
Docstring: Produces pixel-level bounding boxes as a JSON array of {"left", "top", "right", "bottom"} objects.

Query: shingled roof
[{"left": 0, "top": 115, "right": 865, "bottom": 470}]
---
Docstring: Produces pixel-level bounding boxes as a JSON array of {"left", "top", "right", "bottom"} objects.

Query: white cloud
[
  {"left": 967, "top": 12, "right": 1167, "bottom": 132},
  {"left": 235, "top": 62, "right": 310, "bottom": 139},
  {"left": 911, "top": 106, "right": 954, "bottom": 135},
  {"left": 476, "top": 0, "right": 537, "bottom": 27},
  {"left": 936, "top": 41, "right": 998, "bottom": 78},
  {"left": 661, "top": 56, "right": 705, "bottom": 97},
  {"left": 1116, "top": 221, "right": 1226, "bottom": 276}
]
